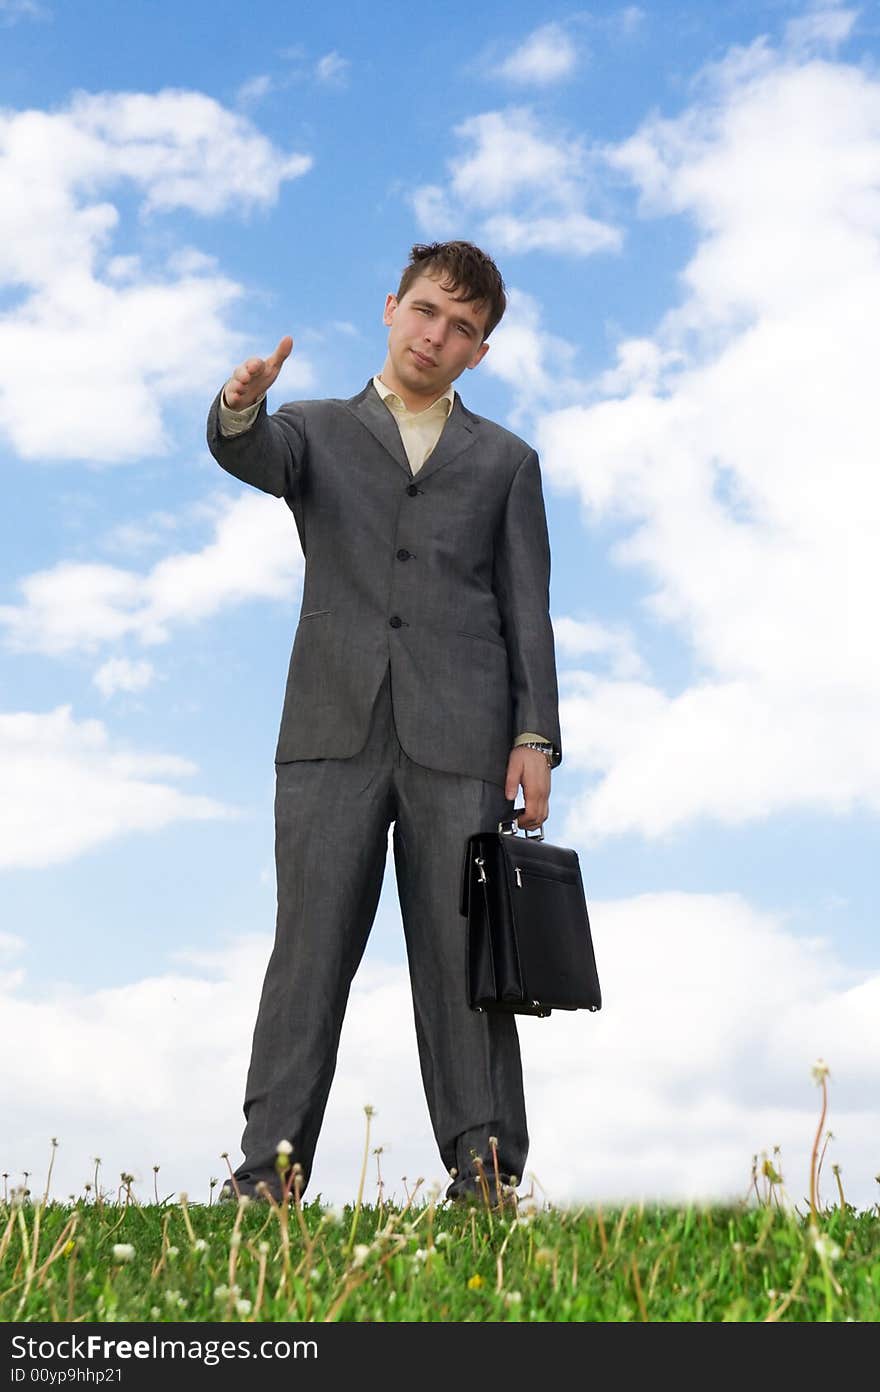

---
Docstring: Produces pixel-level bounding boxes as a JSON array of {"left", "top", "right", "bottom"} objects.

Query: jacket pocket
[{"left": 455, "top": 628, "right": 506, "bottom": 649}]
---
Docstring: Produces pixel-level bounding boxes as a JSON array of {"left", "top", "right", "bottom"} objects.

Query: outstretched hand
[{"left": 223, "top": 335, "right": 293, "bottom": 411}]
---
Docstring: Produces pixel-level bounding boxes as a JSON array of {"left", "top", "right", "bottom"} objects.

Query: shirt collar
[{"left": 373, "top": 374, "right": 455, "bottom": 416}]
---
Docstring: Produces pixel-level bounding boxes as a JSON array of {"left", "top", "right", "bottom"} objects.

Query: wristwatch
[{"left": 520, "top": 741, "right": 555, "bottom": 770}]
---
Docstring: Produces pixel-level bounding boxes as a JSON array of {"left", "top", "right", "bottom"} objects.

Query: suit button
[
  {"left": 406, "top": 484, "right": 419, "bottom": 496},
  {"left": 389, "top": 615, "right": 403, "bottom": 628},
  {"left": 396, "top": 548, "right": 411, "bottom": 561}
]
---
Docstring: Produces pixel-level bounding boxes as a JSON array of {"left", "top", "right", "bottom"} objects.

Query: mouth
[{"left": 411, "top": 349, "right": 437, "bottom": 368}]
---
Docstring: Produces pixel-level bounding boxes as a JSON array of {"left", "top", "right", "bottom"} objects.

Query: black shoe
[{"left": 445, "top": 1173, "right": 515, "bottom": 1206}]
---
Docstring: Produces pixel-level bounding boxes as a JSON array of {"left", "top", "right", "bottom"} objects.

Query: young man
[{"left": 207, "top": 241, "right": 562, "bottom": 1205}]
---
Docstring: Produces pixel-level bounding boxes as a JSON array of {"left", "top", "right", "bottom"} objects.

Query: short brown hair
[{"left": 396, "top": 241, "right": 507, "bottom": 340}]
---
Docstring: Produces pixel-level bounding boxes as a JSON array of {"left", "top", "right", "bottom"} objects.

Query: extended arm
[{"left": 205, "top": 337, "right": 305, "bottom": 498}]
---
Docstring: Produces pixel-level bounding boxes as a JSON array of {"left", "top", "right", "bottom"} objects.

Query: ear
[
  {"left": 382, "top": 293, "right": 398, "bottom": 328},
  {"left": 467, "top": 340, "right": 490, "bottom": 370}
]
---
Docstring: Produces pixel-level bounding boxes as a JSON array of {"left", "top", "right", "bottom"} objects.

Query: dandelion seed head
[
  {"left": 813, "top": 1232, "right": 842, "bottom": 1262},
  {"left": 236, "top": 1299, "right": 252, "bottom": 1316},
  {"left": 111, "top": 1244, "right": 135, "bottom": 1263},
  {"left": 811, "top": 1058, "right": 830, "bottom": 1084},
  {"left": 352, "top": 1243, "right": 371, "bottom": 1268},
  {"left": 276, "top": 1139, "right": 293, "bottom": 1156}
]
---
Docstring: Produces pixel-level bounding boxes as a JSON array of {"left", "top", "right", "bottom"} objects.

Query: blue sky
[{"left": 2, "top": 0, "right": 878, "bottom": 1214}]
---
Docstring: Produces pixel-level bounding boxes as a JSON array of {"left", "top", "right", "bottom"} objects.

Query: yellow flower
[
  {"left": 62, "top": 1240, "right": 75, "bottom": 1257},
  {"left": 467, "top": 1274, "right": 484, "bottom": 1291}
]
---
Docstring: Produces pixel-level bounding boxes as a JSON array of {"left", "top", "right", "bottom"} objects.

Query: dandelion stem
[{"left": 345, "top": 1104, "right": 374, "bottom": 1259}]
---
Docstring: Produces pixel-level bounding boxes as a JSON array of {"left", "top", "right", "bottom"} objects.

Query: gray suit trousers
[{"left": 231, "top": 658, "right": 529, "bottom": 1201}]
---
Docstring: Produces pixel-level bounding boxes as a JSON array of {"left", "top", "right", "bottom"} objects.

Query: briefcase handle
[{"left": 498, "top": 807, "right": 545, "bottom": 840}]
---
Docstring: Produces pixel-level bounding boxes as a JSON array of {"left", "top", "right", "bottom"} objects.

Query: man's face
[{"left": 382, "top": 272, "right": 491, "bottom": 401}]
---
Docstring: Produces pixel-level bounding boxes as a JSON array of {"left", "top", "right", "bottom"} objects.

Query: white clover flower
[
  {"left": 235, "top": 1299, "right": 252, "bottom": 1316},
  {"left": 164, "top": 1290, "right": 180, "bottom": 1306},
  {"left": 351, "top": 1244, "right": 371, "bottom": 1268},
  {"left": 111, "top": 1244, "right": 135, "bottom": 1263},
  {"left": 310, "top": 1267, "right": 322, "bottom": 1281},
  {"left": 504, "top": 1290, "right": 522, "bottom": 1305},
  {"left": 150, "top": 1307, "right": 161, "bottom": 1319},
  {"left": 193, "top": 1238, "right": 208, "bottom": 1253},
  {"left": 213, "top": 1284, "right": 240, "bottom": 1303},
  {"left": 412, "top": 1248, "right": 428, "bottom": 1262}
]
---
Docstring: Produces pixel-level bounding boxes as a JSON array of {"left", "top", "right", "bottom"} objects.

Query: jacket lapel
[
  {"left": 345, "top": 381, "right": 479, "bottom": 482},
  {"left": 345, "top": 382, "right": 411, "bottom": 475}
]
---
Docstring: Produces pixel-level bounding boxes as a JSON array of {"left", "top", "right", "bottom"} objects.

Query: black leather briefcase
[{"left": 459, "top": 809, "right": 602, "bottom": 1018}]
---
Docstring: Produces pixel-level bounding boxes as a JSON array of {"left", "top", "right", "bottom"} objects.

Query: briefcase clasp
[{"left": 498, "top": 812, "right": 545, "bottom": 840}]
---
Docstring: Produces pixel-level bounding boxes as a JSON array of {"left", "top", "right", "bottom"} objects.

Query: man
[{"left": 207, "top": 241, "right": 562, "bottom": 1206}]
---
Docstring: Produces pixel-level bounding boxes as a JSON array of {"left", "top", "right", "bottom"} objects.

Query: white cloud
[
  {"left": 2, "top": 893, "right": 877, "bottom": 1212},
  {"left": 236, "top": 74, "right": 274, "bottom": 105},
  {"left": 482, "top": 287, "right": 581, "bottom": 416},
  {"left": 315, "top": 51, "right": 349, "bottom": 85},
  {"left": 449, "top": 110, "right": 580, "bottom": 208},
  {"left": 0, "top": 490, "right": 304, "bottom": 656},
  {"left": 497, "top": 23, "right": 577, "bottom": 86},
  {"left": 0, "top": 89, "right": 312, "bottom": 461},
  {"left": 0, "top": 0, "right": 45, "bottom": 22},
  {"left": 93, "top": 657, "right": 156, "bottom": 698},
  {"left": 411, "top": 108, "right": 620, "bottom": 260},
  {"left": 529, "top": 30, "right": 880, "bottom": 839},
  {"left": 551, "top": 616, "right": 648, "bottom": 681},
  {"left": 785, "top": 4, "right": 857, "bottom": 56},
  {"left": 0, "top": 705, "right": 238, "bottom": 870},
  {"left": 483, "top": 210, "right": 621, "bottom": 257}
]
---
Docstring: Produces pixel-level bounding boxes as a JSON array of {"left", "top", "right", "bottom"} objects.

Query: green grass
[
  {"left": 2, "top": 1180, "right": 878, "bottom": 1322},
  {"left": 4, "top": 1070, "right": 877, "bottom": 1322}
]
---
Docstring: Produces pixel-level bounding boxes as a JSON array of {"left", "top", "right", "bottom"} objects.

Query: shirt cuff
[
  {"left": 514, "top": 732, "right": 552, "bottom": 747},
  {"left": 218, "top": 386, "right": 267, "bottom": 437}
]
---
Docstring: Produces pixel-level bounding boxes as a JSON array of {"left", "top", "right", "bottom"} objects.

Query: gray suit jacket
[{"left": 206, "top": 380, "right": 562, "bottom": 789}]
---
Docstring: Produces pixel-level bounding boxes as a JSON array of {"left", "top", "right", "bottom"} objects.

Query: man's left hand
[{"left": 505, "top": 747, "right": 551, "bottom": 829}]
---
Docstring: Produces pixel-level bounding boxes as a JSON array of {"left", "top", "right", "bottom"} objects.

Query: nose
[{"left": 423, "top": 318, "right": 445, "bottom": 348}]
